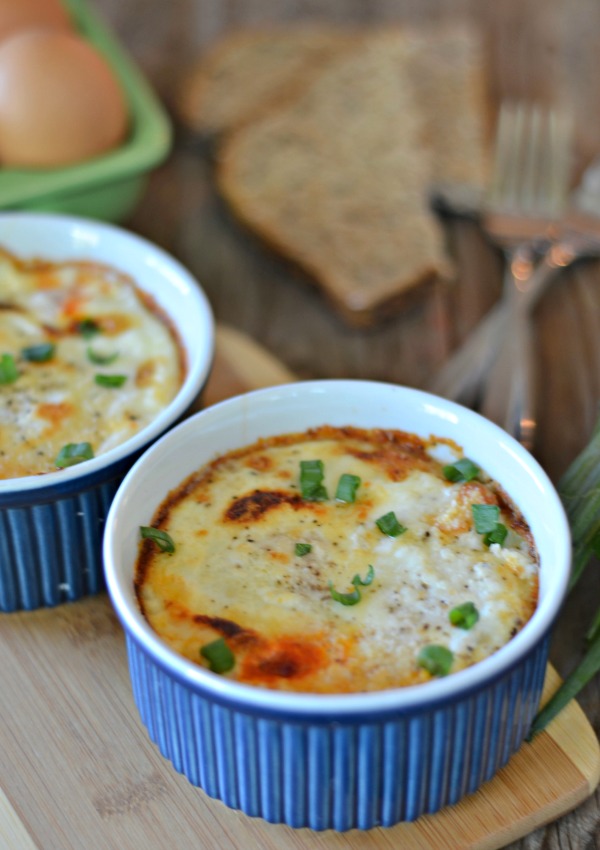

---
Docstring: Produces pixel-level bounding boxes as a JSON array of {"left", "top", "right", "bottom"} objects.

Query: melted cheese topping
[
  {"left": 136, "top": 426, "right": 539, "bottom": 694},
  {"left": 0, "top": 249, "right": 184, "bottom": 479}
]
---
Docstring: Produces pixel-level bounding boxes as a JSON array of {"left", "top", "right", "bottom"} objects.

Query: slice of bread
[
  {"left": 178, "top": 28, "right": 355, "bottom": 138},
  {"left": 217, "top": 28, "right": 490, "bottom": 325},
  {"left": 401, "top": 27, "right": 491, "bottom": 186}
]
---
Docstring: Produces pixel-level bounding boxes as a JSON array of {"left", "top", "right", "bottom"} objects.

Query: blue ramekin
[
  {"left": 103, "top": 380, "right": 571, "bottom": 830},
  {"left": 0, "top": 212, "right": 214, "bottom": 612},
  {"left": 124, "top": 629, "right": 549, "bottom": 829}
]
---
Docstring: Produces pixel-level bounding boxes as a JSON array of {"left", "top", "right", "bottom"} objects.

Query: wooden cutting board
[{"left": 1, "top": 324, "right": 599, "bottom": 850}]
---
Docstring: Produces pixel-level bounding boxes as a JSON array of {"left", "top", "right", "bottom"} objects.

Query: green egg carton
[{"left": 0, "top": 0, "right": 172, "bottom": 223}]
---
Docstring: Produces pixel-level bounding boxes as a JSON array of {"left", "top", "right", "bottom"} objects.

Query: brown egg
[
  {"left": 0, "top": 0, "right": 72, "bottom": 45},
  {"left": 0, "top": 29, "right": 129, "bottom": 168}
]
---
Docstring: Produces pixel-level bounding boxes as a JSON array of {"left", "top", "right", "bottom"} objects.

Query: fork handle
[
  {"left": 479, "top": 249, "right": 558, "bottom": 443},
  {"left": 478, "top": 273, "right": 521, "bottom": 429},
  {"left": 494, "top": 301, "right": 536, "bottom": 450},
  {"left": 519, "top": 245, "right": 563, "bottom": 310},
  {"left": 429, "top": 247, "right": 560, "bottom": 408},
  {"left": 428, "top": 300, "right": 507, "bottom": 406},
  {"left": 511, "top": 307, "right": 537, "bottom": 450}
]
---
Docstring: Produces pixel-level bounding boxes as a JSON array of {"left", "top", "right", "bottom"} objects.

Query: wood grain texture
[
  {"left": 0, "top": 789, "right": 39, "bottom": 850},
  {"left": 199, "top": 324, "right": 296, "bottom": 410},
  {"left": 0, "top": 329, "right": 598, "bottom": 850},
  {"left": 5, "top": 0, "right": 600, "bottom": 846}
]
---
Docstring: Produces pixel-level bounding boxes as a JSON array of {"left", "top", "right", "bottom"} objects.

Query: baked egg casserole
[
  {"left": 0, "top": 248, "right": 184, "bottom": 479},
  {"left": 135, "top": 425, "right": 539, "bottom": 694}
]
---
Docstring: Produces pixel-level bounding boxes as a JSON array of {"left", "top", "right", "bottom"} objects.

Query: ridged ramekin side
[
  {"left": 0, "top": 476, "right": 120, "bottom": 612},
  {"left": 125, "top": 631, "right": 550, "bottom": 831}
]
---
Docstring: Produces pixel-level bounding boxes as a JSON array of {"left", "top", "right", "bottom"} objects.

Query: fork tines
[{"left": 487, "top": 101, "right": 573, "bottom": 223}]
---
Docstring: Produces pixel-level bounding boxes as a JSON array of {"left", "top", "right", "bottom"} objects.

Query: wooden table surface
[{"left": 12, "top": 1, "right": 600, "bottom": 848}]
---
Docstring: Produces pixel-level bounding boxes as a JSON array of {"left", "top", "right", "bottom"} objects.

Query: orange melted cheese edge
[
  {"left": 0, "top": 251, "right": 182, "bottom": 479},
  {"left": 136, "top": 428, "right": 539, "bottom": 694}
]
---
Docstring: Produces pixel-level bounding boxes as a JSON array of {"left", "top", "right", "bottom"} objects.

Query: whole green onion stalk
[{"left": 529, "top": 412, "right": 600, "bottom": 738}]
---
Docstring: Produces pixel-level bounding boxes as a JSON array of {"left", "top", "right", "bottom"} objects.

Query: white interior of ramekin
[
  {"left": 104, "top": 380, "right": 571, "bottom": 717},
  {"left": 0, "top": 212, "right": 214, "bottom": 493}
]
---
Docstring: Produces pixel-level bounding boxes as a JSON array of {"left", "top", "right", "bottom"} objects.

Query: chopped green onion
[
  {"left": 443, "top": 457, "right": 480, "bottom": 483},
  {"left": 94, "top": 374, "right": 127, "bottom": 388},
  {"left": 471, "top": 504, "right": 507, "bottom": 547},
  {"left": 300, "top": 459, "right": 328, "bottom": 501},
  {"left": 21, "top": 342, "right": 55, "bottom": 362},
  {"left": 77, "top": 318, "right": 101, "bottom": 338},
  {"left": 140, "top": 526, "right": 175, "bottom": 553},
  {"left": 335, "top": 473, "right": 361, "bottom": 503},
  {"left": 352, "top": 564, "right": 375, "bottom": 586},
  {"left": 329, "top": 565, "right": 375, "bottom": 605},
  {"left": 417, "top": 645, "right": 454, "bottom": 677},
  {"left": 87, "top": 346, "right": 119, "bottom": 365},
  {"left": 55, "top": 442, "right": 94, "bottom": 468},
  {"left": 471, "top": 504, "right": 500, "bottom": 533},
  {"left": 329, "top": 581, "right": 362, "bottom": 606},
  {"left": 375, "top": 511, "right": 406, "bottom": 537},
  {"left": 295, "top": 542, "right": 312, "bottom": 556},
  {"left": 200, "top": 637, "right": 235, "bottom": 674},
  {"left": 0, "top": 353, "right": 18, "bottom": 384},
  {"left": 484, "top": 524, "right": 508, "bottom": 547},
  {"left": 449, "top": 601, "right": 479, "bottom": 630}
]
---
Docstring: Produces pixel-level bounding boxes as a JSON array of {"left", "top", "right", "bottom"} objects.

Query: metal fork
[{"left": 430, "top": 102, "right": 573, "bottom": 449}]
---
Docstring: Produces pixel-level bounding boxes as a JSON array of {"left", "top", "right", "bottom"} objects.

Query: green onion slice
[
  {"left": 77, "top": 318, "right": 101, "bottom": 338},
  {"left": 417, "top": 645, "right": 454, "bottom": 677},
  {"left": 443, "top": 458, "right": 479, "bottom": 483},
  {"left": 335, "top": 473, "right": 361, "bottom": 503},
  {"left": 471, "top": 504, "right": 500, "bottom": 533},
  {"left": 94, "top": 374, "right": 127, "bottom": 388},
  {"left": 87, "top": 346, "right": 119, "bottom": 365},
  {"left": 0, "top": 353, "right": 18, "bottom": 384},
  {"left": 471, "top": 504, "right": 507, "bottom": 547},
  {"left": 352, "top": 564, "right": 375, "bottom": 586},
  {"left": 55, "top": 442, "right": 94, "bottom": 468},
  {"left": 329, "top": 565, "right": 375, "bottom": 605},
  {"left": 200, "top": 637, "right": 235, "bottom": 674},
  {"left": 300, "top": 459, "right": 328, "bottom": 501},
  {"left": 295, "top": 542, "right": 312, "bottom": 556},
  {"left": 140, "top": 526, "right": 175, "bottom": 553},
  {"left": 484, "top": 524, "right": 508, "bottom": 547},
  {"left": 21, "top": 342, "right": 55, "bottom": 363},
  {"left": 375, "top": 511, "right": 407, "bottom": 537},
  {"left": 329, "top": 581, "right": 362, "bottom": 606},
  {"left": 449, "top": 601, "right": 479, "bottom": 630}
]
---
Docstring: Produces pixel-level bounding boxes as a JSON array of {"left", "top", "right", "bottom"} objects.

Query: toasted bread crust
[{"left": 177, "top": 27, "right": 357, "bottom": 137}]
